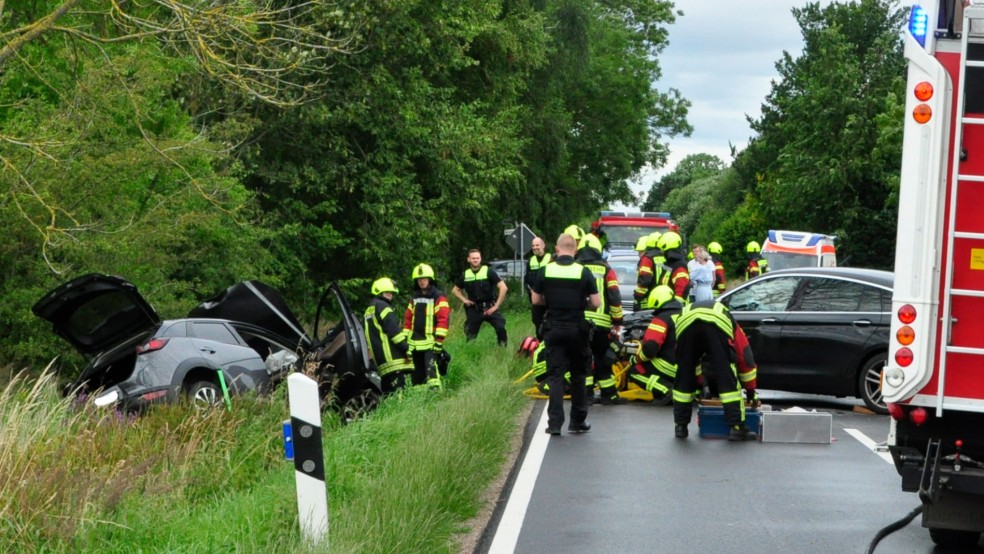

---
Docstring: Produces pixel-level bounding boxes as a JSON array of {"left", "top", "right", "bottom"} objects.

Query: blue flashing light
[{"left": 909, "top": 5, "right": 928, "bottom": 47}]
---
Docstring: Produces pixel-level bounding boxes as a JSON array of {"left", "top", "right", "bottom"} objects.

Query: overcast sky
[{"left": 627, "top": 0, "right": 837, "bottom": 207}]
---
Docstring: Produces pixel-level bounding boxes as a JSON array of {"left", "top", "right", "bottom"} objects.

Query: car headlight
[{"left": 93, "top": 388, "right": 120, "bottom": 407}]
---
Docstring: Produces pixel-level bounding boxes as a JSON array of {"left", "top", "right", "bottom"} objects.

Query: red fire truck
[
  {"left": 883, "top": 2, "right": 984, "bottom": 546},
  {"left": 590, "top": 211, "right": 679, "bottom": 250}
]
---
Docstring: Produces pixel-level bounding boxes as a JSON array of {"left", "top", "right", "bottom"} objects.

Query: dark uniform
[
  {"left": 364, "top": 295, "right": 413, "bottom": 394},
  {"left": 634, "top": 241, "right": 670, "bottom": 310},
  {"left": 628, "top": 293, "right": 682, "bottom": 401},
  {"left": 531, "top": 255, "right": 599, "bottom": 434},
  {"left": 672, "top": 301, "right": 758, "bottom": 440},
  {"left": 456, "top": 265, "right": 508, "bottom": 345},
  {"left": 526, "top": 252, "right": 552, "bottom": 339},
  {"left": 577, "top": 240, "right": 625, "bottom": 404}
]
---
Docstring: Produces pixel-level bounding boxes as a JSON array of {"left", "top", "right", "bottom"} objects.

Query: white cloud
[{"left": 617, "top": 0, "right": 837, "bottom": 209}]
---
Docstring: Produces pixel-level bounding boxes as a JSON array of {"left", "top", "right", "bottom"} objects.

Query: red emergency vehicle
[
  {"left": 591, "top": 211, "right": 679, "bottom": 250},
  {"left": 884, "top": 2, "right": 984, "bottom": 546}
]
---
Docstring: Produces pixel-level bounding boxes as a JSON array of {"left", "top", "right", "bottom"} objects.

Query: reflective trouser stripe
[
  {"left": 673, "top": 389, "right": 694, "bottom": 403},
  {"left": 653, "top": 358, "right": 677, "bottom": 379},
  {"left": 632, "top": 374, "right": 669, "bottom": 394}
]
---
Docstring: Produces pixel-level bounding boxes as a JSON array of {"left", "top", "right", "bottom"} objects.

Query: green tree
[
  {"left": 642, "top": 153, "right": 724, "bottom": 212},
  {"left": 731, "top": 0, "right": 905, "bottom": 268}
]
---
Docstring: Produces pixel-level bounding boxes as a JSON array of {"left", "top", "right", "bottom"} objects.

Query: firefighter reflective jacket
[
  {"left": 633, "top": 300, "right": 683, "bottom": 380},
  {"left": 403, "top": 284, "right": 451, "bottom": 350},
  {"left": 711, "top": 255, "right": 727, "bottom": 297},
  {"left": 745, "top": 255, "right": 769, "bottom": 279},
  {"left": 675, "top": 301, "right": 757, "bottom": 390},
  {"left": 364, "top": 295, "right": 413, "bottom": 376},
  {"left": 634, "top": 248, "right": 671, "bottom": 305},
  {"left": 577, "top": 247, "right": 623, "bottom": 329}
]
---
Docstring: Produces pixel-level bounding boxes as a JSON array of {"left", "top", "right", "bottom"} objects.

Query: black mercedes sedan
[{"left": 718, "top": 267, "right": 893, "bottom": 413}]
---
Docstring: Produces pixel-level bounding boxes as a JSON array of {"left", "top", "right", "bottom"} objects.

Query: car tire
[
  {"left": 929, "top": 528, "right": 981, "bottom": 548},
  {"left": 188, "top": 380, "right": 222, "bottom": 409},
  {"left": 857, "top": 353, "right": 888, "bottom": 415},
  {"left": 340, "top": 387, "right": 381, "bottom": 424}
]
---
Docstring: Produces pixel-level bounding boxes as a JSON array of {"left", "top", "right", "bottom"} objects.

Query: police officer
[
  {"left": 364, "top": 277, "right": 413, "bottom": 394},
  {"left": 672, "top": 300, "right": 759, "bottom": 441},
  {"left": 452, "top": 249, "right": 508, "bottom": 346},
  {"left": 745, "top": 241, "right": 769, "bottom": 279},
  {"left": 577, "top": 233, "right": 625, "bottom": 405},
  {"left": 627, "top": 285, "right": 682, "bottom": 403},
  {"left": 404, "top": 264, "right": 451, "bottom": 388},
  {"left": 530, "top": 233, "right": 601, "bottom": 435},
  {"left": 525, "top": 236, "right": 552, "bottom": 339},
  {"left": 707, "top": 241, "right": 727, "bottom": 297}
]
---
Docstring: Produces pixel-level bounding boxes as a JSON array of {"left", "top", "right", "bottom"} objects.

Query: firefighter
[
  {"left": 530, "top": 233, "right": 601, "bottom": 435},
  {"left": 404, "top": 263, "right": 451, "bottom": 388},
  {"left": 672, "top": 300, "right": 759, "bottom": 441},
  {"left": 525, "top": 236, "right": 551, "bottom": 339},
  {"left": 745, "top": 241, "right": 769, "bottom": 279},
  {"left": 364, "top": 277, "right": 413, "bottom": 394},
  {"left": 452, "top": 249, "right": 508, "bottom": 346},
  {"left": 627, "top": 285, "right": 682, "bottom": 402},
  {"left": 657, "top": 231, "right": 691, "bottom": 303},
  {"left": 708, "top": 241, "right": 727, "bottom": 297},
  {"left": 633, "top": 231, "right": 669, "bottom": 311},
  {"left": 576, "top": 233, "right": 625, "bottom": 405}
]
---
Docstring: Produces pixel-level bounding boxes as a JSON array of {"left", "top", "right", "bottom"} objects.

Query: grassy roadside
[{"left": 0, "top": 314, "right": 537, "bottom": 552}]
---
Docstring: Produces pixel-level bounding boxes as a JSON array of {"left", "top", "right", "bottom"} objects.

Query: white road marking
[
  {"left": 844, "top": 427, "right": 894, "bottom": 465},
  {"left": 488, "top": 404, "right": 551, "bottom": 554}
]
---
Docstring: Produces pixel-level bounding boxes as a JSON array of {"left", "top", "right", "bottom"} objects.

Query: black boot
[
  {"left": 568, "top": 421, "right": 591, "bottom": 433},
  {"left": 675, "top": 424, "right": 689, "bottom": 439},
  {"left": 728, "top": 425, "right": 758, "bottom": 442}
]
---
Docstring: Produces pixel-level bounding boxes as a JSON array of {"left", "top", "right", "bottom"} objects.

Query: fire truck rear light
[
  {"left": 136, "top": 338, "right": 169, "bottom": 354},
  {"left": 913, "top": 104, "right": 932, "bottom": 124},
  {"left": 898, "top": 304, "right": 917, "bottom": 324},
  {"left": 885, "top": 367, "right": 904, "bottom": 387},
  {"left": 896, "top": 325, "right": 915, "bottom": 345},
  {"left": 887, "top": 403, "right": 904, "bottom": 420},
  {"left": 895, "top": 347, "right": 914, "bottom": 367},
  {"left": 910, "top": 407, "right": 928, "bottom": 425},
  {"left": 914, "top": 81, "right": 934, "bottom": 101}
]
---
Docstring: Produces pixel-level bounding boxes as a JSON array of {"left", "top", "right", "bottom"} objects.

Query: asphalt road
[{"left": 477, "top": 391, "right": 984, "bottom": 554}]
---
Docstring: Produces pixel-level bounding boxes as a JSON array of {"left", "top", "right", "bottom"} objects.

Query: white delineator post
[{"left": 287, "top": 373, "right": 328, "bottom": 543}]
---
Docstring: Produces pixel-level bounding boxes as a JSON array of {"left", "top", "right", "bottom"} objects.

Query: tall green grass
[{"left": 1, "top": 315, "right": 536, "bottom": 552}]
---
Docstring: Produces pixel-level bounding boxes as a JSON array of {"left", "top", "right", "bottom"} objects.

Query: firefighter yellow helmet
[
  {"left": 708, "top": 241, "right": 723, "bottom": 255},
  {"left": 564, "top": 224, "right": 585, "bottom": 241},
  {"left": 412, "top": 263, "right": 435, "bottom": 280},
  {"left": 645, "top": 231, "right": 662, "bottom": 249},
  {"left": 646, "top": 285, "right": 675, "bottom": 310},
  {"left": 746, "top": 241, "right": 761, "bottom": 253},
  {"left": 371, "top": 277, "right": 399, "bottom": 296},
  {"left": 579, "top": 233, "right": 603, "bottom": 253},
  {"left": 634, "top": 236, "right": 648, "bottom": 252},
  {"left": 657, "top": 231, "right": 683, "bottom": 251}
]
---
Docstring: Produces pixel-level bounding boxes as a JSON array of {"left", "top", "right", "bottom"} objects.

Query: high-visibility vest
[{"left": 583, "top": 261, "right": 613, "bottom": 329}]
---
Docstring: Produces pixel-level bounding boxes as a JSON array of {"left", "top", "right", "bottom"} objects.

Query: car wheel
[
  {"left": 857, "top": 353, "right": 888, "bottom": 415},
  {"left": 188, "top": 380, "right": 222, "bottom": 409},
  {"left": 929, "top": 528, "right": 981, "bottom": 547},
  {"left": 340, "top": 387, "right": 381, "bottom": 424}
]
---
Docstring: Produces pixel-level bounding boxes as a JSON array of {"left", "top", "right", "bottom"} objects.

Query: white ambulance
[{"left": 760, "top": 230, "right": 837, "bottom": 270}]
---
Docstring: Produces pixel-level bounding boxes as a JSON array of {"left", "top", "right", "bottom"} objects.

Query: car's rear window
[{"left": 67, "top": 291, "right": 145, "bottom": 346}]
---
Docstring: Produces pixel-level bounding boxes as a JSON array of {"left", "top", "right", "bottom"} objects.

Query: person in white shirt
[{"left": 687, "top": 245, "right": 715, "bottom": 303}]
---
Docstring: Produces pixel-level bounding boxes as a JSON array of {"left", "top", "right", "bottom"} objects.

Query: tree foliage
[
  {"left": 0, "top": 0, "right": 690, "bottom": 370},
  {"left": 729, "top": 0, "right": 905, "bottom": 268}
]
